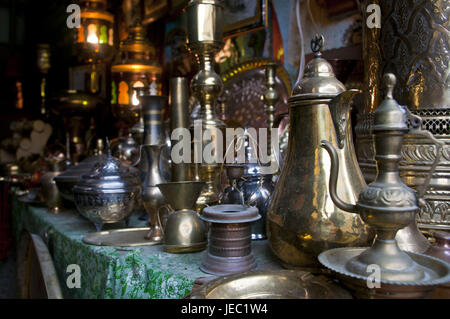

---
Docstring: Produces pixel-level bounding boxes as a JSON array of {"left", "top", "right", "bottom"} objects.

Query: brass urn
[{"left": 266, "top": 35, "right": 374, "bottom": 269}]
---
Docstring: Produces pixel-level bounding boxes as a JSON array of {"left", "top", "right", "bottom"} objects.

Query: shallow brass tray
[
  {"left": 82, "top": 227, "right": 159, "bottom": 247},
  {"left": 319, "top": 247, "right": 450, "bottom": 299},
  {"left": 188, "top": 269, "right": 352, "bottom": 299}
]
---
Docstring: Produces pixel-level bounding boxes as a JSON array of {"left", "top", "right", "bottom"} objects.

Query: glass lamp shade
[
  {"left": 75, "top": 0, "right": 115, "bottom": 63},
  {"left": 111, "top": 24, "right": 162, "bottom": 126}
]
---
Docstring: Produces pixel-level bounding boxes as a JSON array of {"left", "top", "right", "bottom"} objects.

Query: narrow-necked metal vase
[
  {"left": 266, "top": 35, "right": 374, "bottom": 269},
  {"left": 139, "top": 144, "right": 168, "bottom": 243}
]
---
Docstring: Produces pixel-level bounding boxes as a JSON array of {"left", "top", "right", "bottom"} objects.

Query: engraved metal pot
[
  {"left": 266, "top": 36, "right": 374, "bottom": 269},
  {"left": 357, "top": 0, "right": 450, "bottom": 231},
  {"left": 73, "top": 151, "right": 141, "bottom": 231}
]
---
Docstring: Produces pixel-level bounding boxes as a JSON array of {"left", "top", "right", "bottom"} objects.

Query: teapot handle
[
  {"left": 402, "top": 106, "right": 445, "bottom": 205},
  {"left": 329, "top": 90, "right": 361, "bottom": 149}
]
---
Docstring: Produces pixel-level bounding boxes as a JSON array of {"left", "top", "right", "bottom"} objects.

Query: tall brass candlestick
[
  {"left": 263, "top": 63, "right": 279, "bottom": 161},
  {"left": 186, "top": 0, "right": 226, "bottom": 211}
]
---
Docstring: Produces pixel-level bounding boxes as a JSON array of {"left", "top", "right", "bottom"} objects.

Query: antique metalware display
[
  {"left": 200, "top": 204, "right": 260, "bottom": 276},
  {"left": 73, "top": 148, "right": 141, "bottom": 231},
  {"left": 358, "top": 0, "right": 450, "bottom": 231},
  {"left": 157, "top": 181, "right": 207, "bottom": 253},
  {"left": 111, "top": 23, "right": 162, "bottom": 129},
  {"left": 319, "top": 74, "right": 450, "bottom": 299},
  {"left": 189, "top": 269, "right": 352, "bottom": 299},
  {"left": 169, "top": 77, "right": 191, "bottom": 182},
  {"left": 186, "top": 0, "right": 226, "bottom": 210},
  {"left": 266, "top": 35, "right": 374, "bottom": 269}
]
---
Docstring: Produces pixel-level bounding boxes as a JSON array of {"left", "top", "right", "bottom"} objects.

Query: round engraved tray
[
  {"left": 188, "top": 269, "right": 352, "bottom": 299},
  {"left": 319, "top": 247, "right": 450, "bottom": 299},
  {"left": 220, "top": 58, "right": 291, "bottom": 130},
  {"left": 83, "top": 228, "right": 159, "bottom": 247}
]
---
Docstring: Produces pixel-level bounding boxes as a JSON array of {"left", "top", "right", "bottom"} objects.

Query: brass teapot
[{"left": 267, "top": 35, "right": 374, "bottom": 269}]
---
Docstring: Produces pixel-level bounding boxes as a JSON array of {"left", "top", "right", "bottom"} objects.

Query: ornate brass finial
[
  {"left": 384, "top": 73, "right": 396, "bottom": 99},
  {"left": 311, "top": 34, "right": 324, "bottom": 57}
]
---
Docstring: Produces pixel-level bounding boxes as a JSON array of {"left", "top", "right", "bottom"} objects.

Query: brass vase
[{"left": 140, "top": 144, "right": 168, "bottom": 243}]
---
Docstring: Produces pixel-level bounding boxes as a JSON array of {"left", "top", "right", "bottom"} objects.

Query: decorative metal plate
[
  {"left": 188, "top": 269, "right": 352, "bottom": 299},
  {"left": 220, "top": 58, "right": 291, "bottom": 131},
  {"left": 82, "top": 227, "right": 160, "bottom": 247}
]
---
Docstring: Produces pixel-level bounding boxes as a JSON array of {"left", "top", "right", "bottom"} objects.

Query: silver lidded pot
[
  {"left": 54, "top": 139, "right": 106, "bottom": 202},
  {"left": 73, "top": 147, "right": 141, "bottom": 231}
]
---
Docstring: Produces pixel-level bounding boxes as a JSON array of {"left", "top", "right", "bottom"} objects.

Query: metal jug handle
[
  {"left": 402, "top": 105, "right": 445, "bottom": 205},
  {"left": 157, "top": 204, "right": 171, "bottom": 236},
  {"left": 130, "top": 145, "right": 144, "bottom": 167},
  {"left": 245, "top": 176, "right": 264, "bottom": 207}
]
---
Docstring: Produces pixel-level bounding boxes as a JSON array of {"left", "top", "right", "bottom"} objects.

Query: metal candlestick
[
  {"left": 263, "top": 63, "right": 279, "bottom": 160},
  {"left": 186, "top": 0, "right": 226, "bottom": 211},
  {"left": 169, "top": 78, "right": 191, "bottom": 182}
]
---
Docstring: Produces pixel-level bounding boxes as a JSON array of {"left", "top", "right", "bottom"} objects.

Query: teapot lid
[
  {"left": 290, "top": 35, "right": 345, "bottom": 102},
  {"left": 73, "top": 147, "right": 141, "bottom": 193}
]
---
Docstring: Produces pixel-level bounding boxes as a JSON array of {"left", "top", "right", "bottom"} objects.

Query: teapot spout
[{"left": 321, "top": 140, "right": 356, "bottom": 213}]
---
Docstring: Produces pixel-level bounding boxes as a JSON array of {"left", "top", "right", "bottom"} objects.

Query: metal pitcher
[{"left": 267, "top": 35, "right": 374, "bottom": 269}]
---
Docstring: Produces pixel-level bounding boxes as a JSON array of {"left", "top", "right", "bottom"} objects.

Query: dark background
[{"left": 0, "top": 0, "right": 167, "bottom": 142}]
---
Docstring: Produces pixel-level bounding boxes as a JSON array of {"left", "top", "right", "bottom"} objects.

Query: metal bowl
[{"left": 188, "top": 269, "right": 352, "bottom": 299}]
